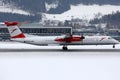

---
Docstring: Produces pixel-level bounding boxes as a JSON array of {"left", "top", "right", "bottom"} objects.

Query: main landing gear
[
  {"left": 113, "top": 44, "right": 115, "bottom": 48},
  {"left": 62, "top": 45, "right": 68, "bottom": 50}
]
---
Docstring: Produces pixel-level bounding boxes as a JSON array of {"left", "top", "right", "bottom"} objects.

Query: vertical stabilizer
[{"left": 4, "top": 22, "right": 25, "bottom": 38}]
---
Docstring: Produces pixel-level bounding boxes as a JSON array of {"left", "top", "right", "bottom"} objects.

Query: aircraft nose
[{"left": 113, "top": 39, "right": 120, "bottom": 44}]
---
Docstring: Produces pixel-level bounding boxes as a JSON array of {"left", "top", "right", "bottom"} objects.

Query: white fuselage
[{"left": 11, "top": 35, "right": 119, "bottom": 46}]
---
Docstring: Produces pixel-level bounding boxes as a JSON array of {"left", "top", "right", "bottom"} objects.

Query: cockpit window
[{"left": 108, "top": 37, "right": 112, "bottom": 39}]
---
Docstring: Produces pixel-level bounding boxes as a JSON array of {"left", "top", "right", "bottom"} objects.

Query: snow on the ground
[
  {"left": 45, "top": 1, "right": 59, "bottom": 12},
  {"left": 0, "top": 6, "right": 31, "bottom": 15},
  {"left": 0, "top": 1, "right": 31, "bottom": 15},
  {"left": 0, "top": 42, "right": 120, "bottom": 80},
  {"left": 45, "top": 4, "right": 120, "bottom": 21}
]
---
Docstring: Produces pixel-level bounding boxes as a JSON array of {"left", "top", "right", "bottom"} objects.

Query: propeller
[{"left": 81, "top": 34, "right": 85, "bottom": 39}]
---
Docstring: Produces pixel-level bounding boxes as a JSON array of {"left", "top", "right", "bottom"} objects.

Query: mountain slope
[
  {"left": 0, "top": 0, "right": 31, "bottom": 15},
  {"left": 45, "top": 4, "right": 120, "bottom": 21},
  {"left": 3, "top": 0, "right": 120, "bottom": 14},
  {"left": 0, "top": 0, "right": 120, "bottom": 22}
]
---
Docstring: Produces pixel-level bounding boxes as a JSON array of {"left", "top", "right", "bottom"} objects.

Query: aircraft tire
[
  {"left": 113, "top": 45, "right": 115, "bottom": 48},
  {"left": 63, "top": 46, "right": 68, "bottom": 50}
]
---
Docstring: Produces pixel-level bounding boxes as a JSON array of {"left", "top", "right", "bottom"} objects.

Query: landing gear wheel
[
  {"left": 113, "top": 45, "right": 115, "bottom": 48},
  {"left": 63, "top": 46, "right": 68, "bottom": 50}
]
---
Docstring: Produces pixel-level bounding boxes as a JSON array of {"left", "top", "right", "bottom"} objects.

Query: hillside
[
  {"left": 90, "top": 11, "right": 120, "bottom": 28},
  {"left": 44, "top": 4, "right": 120, "bottom": 21},
  {"left": 3, "top": 0, "right": 120, "bottom": 14},
  {"left": 0, "top": 0, "right": 120, "bottom": 22}
]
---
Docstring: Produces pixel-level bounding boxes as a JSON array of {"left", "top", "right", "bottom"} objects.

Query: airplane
[{"left": 3, "top": 21, "right": 120, "bottom": 50}]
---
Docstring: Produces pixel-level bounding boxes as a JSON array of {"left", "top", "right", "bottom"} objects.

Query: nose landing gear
[{"left": 113, "top": 44, "right": 115, "bottom": 48}]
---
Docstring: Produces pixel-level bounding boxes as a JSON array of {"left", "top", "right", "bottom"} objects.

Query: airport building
[{"left": 0, "top": 23, "right": 72, "bottom": 40}]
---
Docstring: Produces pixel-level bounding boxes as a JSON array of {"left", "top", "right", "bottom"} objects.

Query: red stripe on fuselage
[
  {"left": 11, "top": 33, "right": 25, "bottom": 38},
  {"left": 55, "top": 37, "right": 82, "bottom": 42}
]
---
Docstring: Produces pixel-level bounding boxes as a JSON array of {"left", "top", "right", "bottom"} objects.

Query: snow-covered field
[
  {"left": 0, "top": 41, "right": 120, "bottom": 80},
  {"left": 45, "top": 4, "right": 120, "bottom": 21},
  {"left": 0, "top": 1, "right": 30, "bottom": 15}
]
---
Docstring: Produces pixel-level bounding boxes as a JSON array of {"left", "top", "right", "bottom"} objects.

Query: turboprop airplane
[{"left": 3, "top": 21, "right": 119, "bottom": 50}]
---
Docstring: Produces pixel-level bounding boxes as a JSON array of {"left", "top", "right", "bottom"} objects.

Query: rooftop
[{"left": 0, "top": 23, "right": 71, "bottom": 29}]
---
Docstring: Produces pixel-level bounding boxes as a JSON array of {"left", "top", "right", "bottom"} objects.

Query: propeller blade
[{"left": 81, "top": 35, "right": 85, "bottom": 39}]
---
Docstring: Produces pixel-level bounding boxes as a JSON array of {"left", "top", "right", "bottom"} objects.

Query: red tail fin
[{"left": 4, "top": 21, "right": 25, "bottom": 38}]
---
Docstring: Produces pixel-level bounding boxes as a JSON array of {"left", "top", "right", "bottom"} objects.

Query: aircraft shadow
[{"left": 0, "top": 49, "right": 120, "bottom": 52}]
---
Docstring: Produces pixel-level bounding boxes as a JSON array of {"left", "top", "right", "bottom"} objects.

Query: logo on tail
[{"left": 11, "top": 28, "right": 17, "bottom": 33}]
